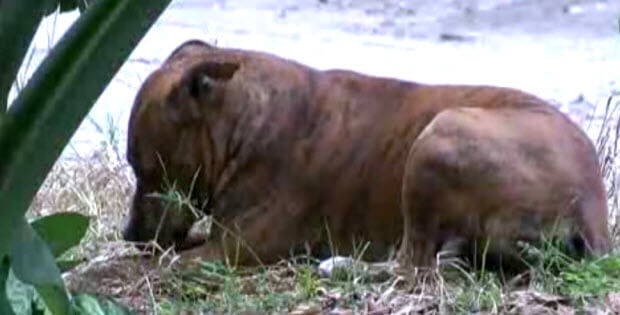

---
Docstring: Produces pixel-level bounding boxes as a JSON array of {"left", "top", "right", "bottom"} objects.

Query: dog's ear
[
  {"left": 185, "top": 62, "right": 240, "bottom": 101},
  {"left": 166, "top": 61, "right": 240, "bottom": 123},
  {"left": 192, "top": 61, "right": 240, "bottom": 81}
]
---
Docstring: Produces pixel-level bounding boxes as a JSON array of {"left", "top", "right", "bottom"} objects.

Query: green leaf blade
[
  {"left": 10, "top": 219, "right": 70, "bottom": 314},
  {"left": 0, "top": 1, "right": 50, "bottom": 112},
  {"left": 31, "top": 212, "right": 90, "bottom": 258},
  {"left": 0, "top": 258, "right": 16, "bottom": 315},
  {"left": 72, "top": 294, "right": 132, "bottom": 315}
]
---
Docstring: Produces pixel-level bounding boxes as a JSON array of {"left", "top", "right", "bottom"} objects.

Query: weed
[
  {"left": 560, "top": 255, "right": 620, "bottom": 297},
  {"left": 296, "top": 266, "right": 320, "bottom": 299}
]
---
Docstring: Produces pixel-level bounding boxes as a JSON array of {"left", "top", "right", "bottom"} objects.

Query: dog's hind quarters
[{"left": 398, "top": 106, "right": 610, "bottom": 269}]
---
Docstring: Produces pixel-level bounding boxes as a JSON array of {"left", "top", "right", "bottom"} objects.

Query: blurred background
[{"left": 10, "top": 0, "right": 620, "bottom": 158}]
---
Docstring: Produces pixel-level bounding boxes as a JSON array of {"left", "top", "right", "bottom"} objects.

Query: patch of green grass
[
  {"left": 296, "top": 266, "right": 320, "bottom": 299},
  {"left": 155, "top": 261, "right": 306, "bottom": 314},
  {"left": 438, "top": 234, "right": 620, "bottom": 313},
  {"left": 523, "top": 238, "right": 574, "bottom": 294},
  {"left": 150, "top": 254, "right": 400, "bottom": 314},
  {"left": 452, "top": 271, "right": 502, "bottom": 314},
  {"left": 525, "top": 236, "right": 620, "bottom": 301},
  {"left": 440, "top": 254, "right": 503, "bottom": 314},
  {"left": 560, "top": 255, "right": 620, "bottom": 297}
]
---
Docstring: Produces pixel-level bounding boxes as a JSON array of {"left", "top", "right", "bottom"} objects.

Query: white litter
[{"left": 318, "top": 256, "right": 354, "bottom": 278}]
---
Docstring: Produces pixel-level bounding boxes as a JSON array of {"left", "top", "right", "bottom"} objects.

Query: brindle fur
[{"left": 123, "top": 40, "right": 610, "bottom": 266}]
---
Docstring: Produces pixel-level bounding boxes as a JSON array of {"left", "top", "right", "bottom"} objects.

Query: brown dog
[{"left": 122, "top": 39, "right": 609, "bottom": 266}]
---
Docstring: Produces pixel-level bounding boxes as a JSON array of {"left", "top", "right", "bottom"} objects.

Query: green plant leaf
[
  {"left": 72, "top": 293, "right": 132, "bottom": 315},
  {"left": 0, "top": 1, "right": 52, "bottom": 112},
  {"left": 0, "top": 257, "right": 16, "bottom": 315},
  {"left": 10, "top": 219, "right": 71, "bottom": 314},
  {"left": 59, "top": 0, "right": 98, "bottom": 13},
  {"left": 0, "top": 0, "right": 100, "bottom": 113},
  {"left": 10, "top": 220, "right": 63, "bottom": 289},
  {"left": 0, "top": 0, "right": 172, "bottom": 258},
  {"left": 35, "top": 285, "right": 74, "bottom": 315},
  {"left": 31, "top": 212, "right": 90, "bottom": 258}
]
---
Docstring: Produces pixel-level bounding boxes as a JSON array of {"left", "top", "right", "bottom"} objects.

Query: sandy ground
[{"left": 8, "top": 0, "right": 620, "bottom": 157}]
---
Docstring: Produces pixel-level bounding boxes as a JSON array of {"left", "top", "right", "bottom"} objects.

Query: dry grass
[
  {"left": 27, "top": 93, "right": 620, "bottom": 314},
  {"left": 595, "top": 93, "right": 620, "bottom": 247},
  {"left": 29, "top": 140, "right": 134, "bottom": 255}
]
